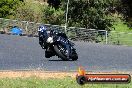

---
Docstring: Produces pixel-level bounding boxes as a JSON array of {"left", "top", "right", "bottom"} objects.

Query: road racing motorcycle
[{"left": 38, "top": 25, "right": 78, "bottom": 61}]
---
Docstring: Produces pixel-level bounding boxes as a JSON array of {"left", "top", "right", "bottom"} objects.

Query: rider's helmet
[{"left": 38, "top": 25, "right": 47, "bottom": 32}]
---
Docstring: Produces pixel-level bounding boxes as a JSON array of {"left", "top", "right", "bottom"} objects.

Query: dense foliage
[
  {"left": 120, "top": 0, "right": 132, "bottom": 26},
  {"left": 0, "top": 0, "right": 132, "bottom": 30},
  {"left": 47, "top": 0, "right": 61, "bottom": 9},
  {"left": 42, "top": 6, "right": 65, "bottom": 25},
  {"left": 14, "top": 1, "right": 44, "bottom": 22},
  {"left": 0, "top": 0, "right": 22, "bottom": 18},
  {"left": 65, "top": 0, "right": 115, "bottom": 30}
]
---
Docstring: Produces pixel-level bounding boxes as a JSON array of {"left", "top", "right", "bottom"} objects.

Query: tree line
[{"left": 0, "top": 0, "right": 132, "bottom": 31}]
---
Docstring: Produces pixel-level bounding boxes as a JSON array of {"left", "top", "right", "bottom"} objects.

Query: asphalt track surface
[{"left": 0, "top": 34, "right": 132, "bottom": 72}]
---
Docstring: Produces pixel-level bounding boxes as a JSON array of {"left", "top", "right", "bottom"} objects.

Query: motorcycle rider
[
  {"left": 38, "top": 25, "right": 55, "bottom": 58},
  {"left": 39, "top": 25, "right": 56, "bottom": 45},
  {"left": 38, "top": 25, "right": 47, "bottom": 48},
  {"left": 38, "top": 25, "right": 68, "bottom": 47},
  {"left": 38, "top": 25, "right": 70, "bottom": 58},
  {"left": 38, "top": 25, "right": 78, "bottom": 60}
]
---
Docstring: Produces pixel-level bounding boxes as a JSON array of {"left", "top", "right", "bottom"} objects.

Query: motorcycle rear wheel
[
  {"left": 45, "top": 51, "right": 51, "bottom": 58},
  {"left": 71, "top": 49, "right": 78, "bottom": 61}
]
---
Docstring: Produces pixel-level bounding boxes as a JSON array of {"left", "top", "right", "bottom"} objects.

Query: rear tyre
[
  {"left": 45, "top": 51, "right": 51, "bottom": 58},
  {"left": 54, "top": 44, "right": 69, "bottom": 61},
  {"left": 71, "top": 49, "right": 78, "bottom": 61}
]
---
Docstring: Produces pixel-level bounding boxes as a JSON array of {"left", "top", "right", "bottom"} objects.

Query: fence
[
  {"left": 0, "top": 18, "right": 108, "bottom": 44},
  {"left": 67, "top": 27, "right": 107, "bottom": 44},
  {"left": 0, "top": 18, "right": 40, "bottom": 36},
  {"left": 1, "top": 18, "right": 132, "bottom": 46}
]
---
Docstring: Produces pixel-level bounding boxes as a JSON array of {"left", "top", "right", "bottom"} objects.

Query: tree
[
  {"left": 63, "top": 0, "right": 115, "bottom": 30},
  {"left": 120, "top": 0, "right": 132, "bottom": 18},
  {"left": 14, "top": 1, "right": 44, "bottom": 22},
  {"left": 47, "top": 0, "right": 61, "bottom": 9},
  {"left": 42, "top": 6, "right": 65, "bottom": 25},
  {"left": 120, "top": 0, "right": 132, "bottom": 26}
]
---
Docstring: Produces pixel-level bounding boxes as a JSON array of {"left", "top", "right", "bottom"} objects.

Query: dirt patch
[
  {"left": 0, "top": 71, "right": 77, "bottom": 79},
  {"left": 0, "top": 70, "right": 131, "bottom": 79}
]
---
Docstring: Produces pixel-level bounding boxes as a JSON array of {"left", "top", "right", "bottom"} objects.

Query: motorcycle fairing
[{"left": 56, "top": 36, "right": 72, "bottom": 59}]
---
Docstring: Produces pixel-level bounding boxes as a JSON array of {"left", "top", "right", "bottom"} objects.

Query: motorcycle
[{"left": 38, "top": 27, "right": 78, "bottom": 61}]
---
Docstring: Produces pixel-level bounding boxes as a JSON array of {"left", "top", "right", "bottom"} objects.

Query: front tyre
[{"left": 54, "top": 44, "right": 69, "bottom": 61}]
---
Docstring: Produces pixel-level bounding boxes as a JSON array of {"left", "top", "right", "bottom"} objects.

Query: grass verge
[
  {"left": 108, "top": 17, "right": 132, "bottom": 46},
  {"left": 0, "top": 76, "right": 131, "bottom": 88}
]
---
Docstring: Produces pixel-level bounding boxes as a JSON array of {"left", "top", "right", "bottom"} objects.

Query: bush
[
  {"left": 14, "top": 0, "right": 44, "bottom": 22},
  {"left": 0, "top": 0, "right": 21, "bottom": 18},
  {"left": 42, "top": 6, "right": 65, "bottom": 25}
]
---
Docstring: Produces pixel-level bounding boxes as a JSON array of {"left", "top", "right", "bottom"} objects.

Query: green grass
[
  {"left": 112, "top": 18, "right": 132, "bottom": 32},
  {"left": 0, "top": 77, "right": 131, "bottom": 88},
  {"left": 108, "top": 31, "right": 132, "bottom": 46},
  {"left": 107, "top": 16, "right": 132, "bottom": 46}
]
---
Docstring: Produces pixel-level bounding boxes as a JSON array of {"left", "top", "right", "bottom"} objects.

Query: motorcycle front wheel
[
  {"left": 54, "top": 44, "right": 69, "bottom": 61},
  {"left": 54, "top": 44, "right": 78, "bottom": 61}
]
